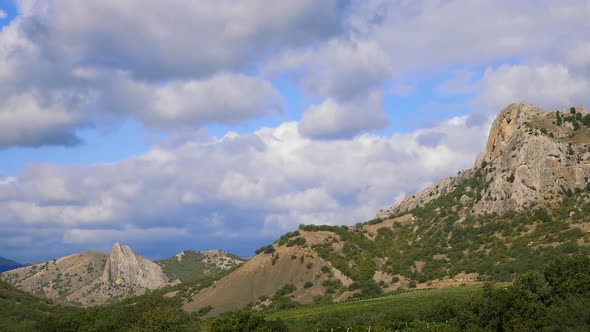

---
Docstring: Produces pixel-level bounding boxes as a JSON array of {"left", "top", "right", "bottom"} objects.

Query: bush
[
  {"left": 507, "top": 174, "right": 515, "bottom": 183},
  {"left": 197, "top": 305, "right": 213, "bottom": 316},
  {"left": 303, "top": 282, "right": 313, "bottom": 289},
  {"left": 255, "top": 245, "right": 275, "bottom": 255}
]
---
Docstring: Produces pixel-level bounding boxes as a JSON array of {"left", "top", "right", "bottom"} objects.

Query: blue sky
[{"left": 0, "top": 0, "right": 589, "bottom": 262}]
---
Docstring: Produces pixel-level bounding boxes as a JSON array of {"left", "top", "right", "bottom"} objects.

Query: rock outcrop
[
  {"left": 378, "top": 101, "right": 590, "bottom": 217},
  {"left": 102, "top": 242, "right": 169, "bottom": 289}
]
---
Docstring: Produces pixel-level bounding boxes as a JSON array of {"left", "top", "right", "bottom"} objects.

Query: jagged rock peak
[
  {"left": 378, "top": 102, "right": 590, "bottom": 218},
  {"left": 102, "top": 242, "right": 169, "bottom": 289}
]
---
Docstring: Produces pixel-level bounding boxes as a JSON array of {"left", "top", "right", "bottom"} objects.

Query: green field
[{"left": 267, "top": 286, "right": 485, "bottom": 331}]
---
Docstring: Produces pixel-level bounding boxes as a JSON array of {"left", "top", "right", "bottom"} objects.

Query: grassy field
[{"left": 266, "top": 286, "right": 485, "bottom": 331}]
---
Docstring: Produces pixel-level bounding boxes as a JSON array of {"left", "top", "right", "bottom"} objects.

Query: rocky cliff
[
  {"left": 102, "top": 242, "right": 169, "bottom": 289},
  {"left": 378, "top": 101, "right": 590, "bottom": 217}
]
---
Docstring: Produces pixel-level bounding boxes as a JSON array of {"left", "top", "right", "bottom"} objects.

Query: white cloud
[
  {"left": 18, "top": 0, "right": 345, "bottom": 80},
  {"left": 0, "top": 93, "right": 86, "bottom": 148},
  {"left": 299, "top": 90, "right": 388, "bottom": 139},
  {"left": 476, "top": 64, "right": 590, "bottom": 112},
  {"left": 0, "top": 10, "right": 7, "bottom": 19},
  {"left": 98, "top": 72, "right": 284, "bottom": 129},
  {"left": 264, "top": 39, "right": 392, "bottom": 100},
  {"left": 0, "top": 0, "right": 343, "bottom": 148},
  {"left": 0, "top": 116, "right": 489, "bottom": 260},
  {"left": 350, "top": 0, "right": 590, "bottom": 75}
]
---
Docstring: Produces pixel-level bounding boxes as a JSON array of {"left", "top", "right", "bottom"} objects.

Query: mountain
[
  {"left": 0, "top": 257, "right": 22, "bottom": 273},
  {"left": 0, "top": 242, "right": 174, "bottom": 306},
  {"left": 156, "top": 249, "right": 245, "bottom": 282},
  {"left": 378, "top": 102, "right": 590, "bottom": 217},
  {"left": 183, "top": 102, "right": 590, "bottom": 317}
]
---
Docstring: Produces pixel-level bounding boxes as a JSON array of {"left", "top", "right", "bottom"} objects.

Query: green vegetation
[
  {"left": 156, "top": 251, "right": 241, "bottom": 282},
  {"left": 0, "top": 279, "right": 73, "bottom": 332},
  {"left": 255, "top": 245, "right": 275, "bottom": 255},
  {"left": 265, "top": 256, "right": 590, "bottom": 331},
  {"left": 293, "top": 170, "right": 590, "bottom": 298}
]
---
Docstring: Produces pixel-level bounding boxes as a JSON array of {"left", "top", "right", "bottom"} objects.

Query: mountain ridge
[
  {"left": 0, "top": 243, "right": 243, "bottom": 306},
  {"left": 182, "top": 102, "right": 590, "bottom": 317}
]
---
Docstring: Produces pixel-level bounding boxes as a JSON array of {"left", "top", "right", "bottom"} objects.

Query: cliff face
[
  {"left": 102, "top": 242, "right": 169, "bottom": 289},
  {"left": 378, "top": 102, "right": 590, "bottom": 217}
]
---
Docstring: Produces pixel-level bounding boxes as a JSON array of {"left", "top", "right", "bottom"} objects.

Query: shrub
[
  {"left": 197, "top": 305, "right": 213, "bottom": 316},
  {"left": 254, "top": 245, "right": 275, "bottom": 255},
  {"left": 303, "top": 281, "right": 313, "bottom": 289},
  {"left": 507, "top": 174, "right": 515, "bottom": 183}
]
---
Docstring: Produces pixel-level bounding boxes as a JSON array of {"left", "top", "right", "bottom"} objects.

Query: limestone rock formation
[
  {"left": 378, "top": 101, "right": 590, "bottom": 217},
  {"left": 102, "top": 242, "right": 169, "bottom": 289}
]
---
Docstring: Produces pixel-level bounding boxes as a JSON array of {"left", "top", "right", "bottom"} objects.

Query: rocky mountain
[
  {"left": 0, "top": 243, "right": 174, "bottom": 306},
  {"left": 156, "top": 249, "right": 245, "bottom": 282},
  {"left": 0, "top": 257, "right": 22, "bottom": 273},
  {"left": 183, "top": 102, "right": 590, "bottom": 317},
  {"left": 378, "top": 101, "right": 590, "bottom": 217}
]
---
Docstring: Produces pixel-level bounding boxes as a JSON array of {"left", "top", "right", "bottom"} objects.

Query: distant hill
[
  {"left": 0, "top": 257, "right": 22, "bottom": 273},
  {"left": 183, "top": 102, "right": 590, "bottom": 317},
  {"left": 0, "top": 243, "right": 174, "bottom": 306},
  {"left": 156, "top": 249, "right": 245, "bottom": 282}
]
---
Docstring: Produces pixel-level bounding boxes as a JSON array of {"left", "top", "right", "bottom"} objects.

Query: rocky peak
[
  {"left": 102, "top": 242, "right": 170, "bottom": 289},
  {"left": 378, "top": 102, "right": 590, "bottom": 218}
]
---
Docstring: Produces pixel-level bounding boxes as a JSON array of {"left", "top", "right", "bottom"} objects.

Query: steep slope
[
  {"left": 1, "top": 243, "right": 174, "bottom": 306},
  {"left": 378, "top": 102, "right": 590, "bottom": 217},
  {"left": 156, "top": 249, "right": 245, "bottom": 282},
  {"left": 0, "top": 257, "right": 23, "bottom": 273},
  {"left": 183, "top": 102, "right": 590, "bottom": 317},
  {"left": 183, "top": 231, "right": 353, "bottom": 317}
]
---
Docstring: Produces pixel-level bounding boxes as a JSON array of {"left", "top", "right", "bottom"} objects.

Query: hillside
[
  {"left": 156, "top": 249, "right": 245, "bottom": 282},
  {"left": 0, "top": 279, "right": 74, "bottom": 331},
  {"left": 0, "top": 257, "right": 22, "bottom": 273},
  {"left": 0, "top": 243, "right": 175, "bottom": 306},
  {"left": 183, "top": 102, "right": 590, "bottom": 317}
]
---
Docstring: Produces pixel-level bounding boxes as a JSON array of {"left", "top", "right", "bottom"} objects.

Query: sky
[{"left": 1, "top": 0, "right": 589, "bottom": 262}]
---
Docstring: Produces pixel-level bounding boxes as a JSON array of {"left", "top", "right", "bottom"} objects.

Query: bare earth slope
[{"left": 183, "top": 232, "right": 352, "bottom": 317}]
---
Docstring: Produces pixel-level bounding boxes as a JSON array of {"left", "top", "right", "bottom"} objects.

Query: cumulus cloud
[
  {"left": 263, "top": 39, "right": 392, "bottom": 138},
  {"left": 0, "top": 10, "right": 7, "bottom": 19},
  {"left": 0, "top": 0, "right": 343, "bottom": 148},
  {"left": 264, "top": 39, "right": 392, "bottom": 100},
  {"left": 476, "top": 64, "right": 590, "bottom": 113},
  {"left": 0, "top": 93, "right": 86, "bottom": 148},
  {"left": 0, "top": 117, "right": 489, "bottom": 261},
  {"left": 350, "top": 0, "right": 590, "bottom": 74},
  {"left": 18, "top": 0, "right": 345, "bottom": 80},
  {"left": 97, "top": 72, "right": 285, "bottom": 129},
  {"left": 299, "top": 91, "right": 388, "bottom": 139}
]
